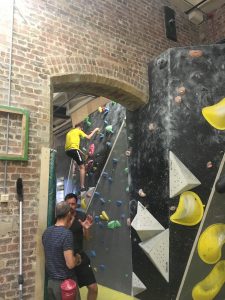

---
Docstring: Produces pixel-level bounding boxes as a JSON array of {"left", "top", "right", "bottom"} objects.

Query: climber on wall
[{"left": 65, "top": 123, "right": 99, "bottom": 193}]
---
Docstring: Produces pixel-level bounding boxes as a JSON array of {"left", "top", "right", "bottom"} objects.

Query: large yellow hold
[
  {"left": 198, "top": 223, "right": 225, "bottom": 264},
  {"left": 192, "top": 260, "right": 225, "bottom": 300},
  {"left": 202, "top": 98, "right": 225, "bottom": 130},
  {"left": 170, "top": 191, "right": 204, "bottom": 226}
]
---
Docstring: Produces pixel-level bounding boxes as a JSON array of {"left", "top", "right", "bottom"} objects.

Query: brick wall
[
  {"left": 0, "top": 0, "right": 221, "bottom": 299},
  {"left": 199, "top": 4, "right": 225, "bottom": 44}
]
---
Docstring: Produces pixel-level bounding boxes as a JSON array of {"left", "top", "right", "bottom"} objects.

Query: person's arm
[
  {"left": 79, "top": 214, "right": 93, "bottom": 240},
  {"left": 85, "top": 128, "right": 99, "bottom": 140},
  {"left": 64, "top": 250, "right": 81, "bottom": 269}
]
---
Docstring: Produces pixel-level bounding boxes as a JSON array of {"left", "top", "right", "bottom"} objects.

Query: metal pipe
[{"left": 3, "top": 0, "right": 15, "bottom": 193}]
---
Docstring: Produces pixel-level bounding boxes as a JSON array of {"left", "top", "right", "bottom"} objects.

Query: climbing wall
[
  {"left": 85, "top": 120, "right": 133, "bottom": 295},
  {"left": 126, "top": 44, "right": 225, "bottom": 300},
  {"left": 55, "top": 101, "right": 126, "bottom": 196},
  {"left": 177, "top": 154, "right": 225, "bottom": 300}
]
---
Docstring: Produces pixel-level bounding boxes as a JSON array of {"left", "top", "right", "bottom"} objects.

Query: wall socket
[{"left": 0, "top": 194, "right": 9, "bottom": 203}]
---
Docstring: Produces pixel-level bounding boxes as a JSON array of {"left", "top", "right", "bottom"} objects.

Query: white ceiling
[
  {"left": 171, "top": 0, "right": 225, "bottom": 13},
  {"left": 171, "top": 0, "right": 225, "bottom": 24}
]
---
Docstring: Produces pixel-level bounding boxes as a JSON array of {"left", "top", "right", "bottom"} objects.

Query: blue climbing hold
[
  {"left": 99, "top": 264, "right": 106, "bottom": 271},
  {"left": 112, "top": 158, "right": 118, "bottom": 165},
  {"left": 94, "top": 191, "right": 100, "bottom": 197},
  {"left": 116, "top": 200, "right": 123, "bottom": 207},
  {"left": 100, "top": 197, "right": 106, "bottom": 205},
  {"left": 90, "top": 250, "right": 96, "bottom": 258},
  {"left": 102, "top": 172, "right": 108, "bottom": 178}
]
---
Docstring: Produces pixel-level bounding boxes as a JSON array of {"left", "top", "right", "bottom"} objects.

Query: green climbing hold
[
  {"left": 124, "top": 167, "right": 128, "bottom": 174},
  {"left": 105, "top": 125, "right": 113, "bottom": 133},
  {"left": 107, "top": 220, "right": 121, "bottom": 229}
]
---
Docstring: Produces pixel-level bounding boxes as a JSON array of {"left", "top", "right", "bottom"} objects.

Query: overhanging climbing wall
[
  {"left": 126, "top": 44, "right": 225, "bottom": 300},
  {"left": 85, "top": 120, "right": 133, "bottom": 295}
]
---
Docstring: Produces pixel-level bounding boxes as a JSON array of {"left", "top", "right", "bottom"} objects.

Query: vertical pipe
[{"left": 3, "top": 0, "right": 15, "bottom": 193}]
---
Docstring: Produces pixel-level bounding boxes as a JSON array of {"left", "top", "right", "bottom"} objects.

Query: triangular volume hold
[
  {"left": 131, "top": 202, "right": 165, "bottom": 241},
  {"left": 132, "top": 272, "right": 147, "bottom": 296},
  {"left": 169, "top": 151, "right": 201, "bottom": 198},
  {"left": 139, "top": 229, "right": 169, "bottom": 282}
]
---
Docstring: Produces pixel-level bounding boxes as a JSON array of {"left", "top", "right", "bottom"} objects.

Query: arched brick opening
[{"left": 47, "top": 56, "right": 149, "bottom": 111}]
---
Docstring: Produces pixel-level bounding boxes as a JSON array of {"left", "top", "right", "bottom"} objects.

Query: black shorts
[
  {"left": 74, "top": 252, "right": 96, "bottom": 288},
  {"left": 66, "top": 149, "right": 84, "bottom": 165}
]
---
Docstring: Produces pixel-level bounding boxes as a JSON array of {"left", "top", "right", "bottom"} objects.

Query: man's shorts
[
  {"left": 74, "top": 252, "right": 96, "bottom": 288},
  {"left": 66, "top": 149, "right": 84, "bottom": 165}
]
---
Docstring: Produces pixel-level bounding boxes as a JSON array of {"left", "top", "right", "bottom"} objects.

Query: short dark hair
[
  {"left": 75, "top": 122, "right": 83, "bottom": 129},
  {"left": 55, "top": 201, "right": 71, "bottom": 219},
  {"left": 64, "top": 193, "right": 78, "bottom": 202}
]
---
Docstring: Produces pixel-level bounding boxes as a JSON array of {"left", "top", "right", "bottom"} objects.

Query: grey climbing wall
[
  {"left": 177, "top": 154, "right": 225, "bottom": 300},
  {"left": 55, "top": 102, "right": 126, "bottom": 195},
  {"left": 126, "top": 44, "right": 225, "bottom": 300},
  {"left": 85, "top": 120, "right": 132, "bottom": 295}
]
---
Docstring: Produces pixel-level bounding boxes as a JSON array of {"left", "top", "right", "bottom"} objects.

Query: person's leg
[
  {"left": 48, "top": 279, "right": 62, "bottom": 300},
  {"left": 87, "top": 283, "right": 98, "bottom": 300},
  {"left": 79, "top": 163, "right": 86, "bottom": 189}
]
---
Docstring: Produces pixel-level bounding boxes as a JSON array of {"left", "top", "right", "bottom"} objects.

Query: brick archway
[{"left": 46, "top": 55, "right": 149, "bottom": 110}]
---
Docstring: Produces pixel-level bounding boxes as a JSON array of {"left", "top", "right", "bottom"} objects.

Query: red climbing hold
[{"left": 88, "top": 143, "right": 95, "bottom": 157}]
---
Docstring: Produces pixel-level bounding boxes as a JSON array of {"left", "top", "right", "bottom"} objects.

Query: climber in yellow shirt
[{"left": 65, "top": 123, "right": 99, "bottom": 193}]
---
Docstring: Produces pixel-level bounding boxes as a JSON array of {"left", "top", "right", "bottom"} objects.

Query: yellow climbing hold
[
  {"left": 198, "top": 223, "right": 225, "bottom": 264},
  {"left": 100, "top": 211, "right": 109, "bottom": 221},
  {"left": 202, "top": 98, "right": 225, "bottom": 130},
  {"left": 192, "top": 260, "right": 225, "bottom": 300},
  {"left": 170, "top": 191, "right": 204, "bottom": 226},
  {"left": 81, "top": 197, "right": 87, "bottom": 210}
]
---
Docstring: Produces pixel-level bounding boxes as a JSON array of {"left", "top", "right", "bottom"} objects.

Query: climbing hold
[
  {"left": 81, "top": 198, "right": 87, "bottom": 210},
  {"left": 127, "top": 218, "right": 131, "bottom": 226},
  {"left": 105, "top": 125, "right": 113, "bottom": 133},
  {"left": 125, "top": 150, "right": 131, "bottom": 156},
  {"left": 138, "top": 189, "right": 146, "bottom": 197},
  {"left": 178, "top": 87, "right": 186, "bottom": 95},
  {"left": 148, "top": 123, "right": 157, "bottom": 131},
  {"left": 100, "top": 197, "right": 106, "bottom": 205},
  {"left": 116, "top": 200, "right": 123, "bottom": 207},
  {"left": 198, "top": 223, "right": 225, "bottom": 264},
  {"left": 108, "top": 177, "right": 113, "bottom": 183},
  {"left": 124, "top": 167, "right": 129, "bottom": 174},
  {"left": 189, "top": 49, "right": 203, "bottom": 58},
  {"left": 99, "top": 264, "right": 106, "bottom": 271},
  {"left": 126, "top": 186, "right": 130, "bottom": 193},
  {"left": 82, "top": 147, "right": 87, "bottom": 152},
  {"left": 121, "top": 213, "right": 125, "bottom": 219},
  {"left": 170, "top": 191, "right": 204, "bottom": 226},
  {"left": 215, "top": 174, "right": 225, "bottom": 193},
  {"left": 128, "top": 136, "right": 132, "bottom": 141},
  {"left": 88, "top": 143, "right": 95, "bottom": 157},
  {"left": 98, "top": 106, "right": 103, "bottom": 113},
  {"left": 192, "top": 260, "right": 225, "bottom": 300},
  {"left": 99, "top": 133, "right": 104, "bottom": 140},
  {"left": 89, "top": 250, "right": 96, "bottom": 258},
  {"left": 157, "top": 58, "right": 168, "bottom": 69},
  {"left": 112, "top": 101, "right": 116, "bottom": 105},
  {"left": 84, "top": 117, "right": 91, "bottom": 127},
  {"left": 100, "top": 211, "right": 109, "bottom": 221},
  {"left": 175, "top": 96, "right": 182, "bottom": 103},
  {"left": 106, "top": 142, "right": 111, "bottom": 147},
  {"left": 112, "top": 158, "right": 118, "bottom": 165},
  {"left": 94, "top": 216, "right": 100, "bottom": 223},
  {"left": 94, "top": 191, "right": 100, "bottom": 197},
  {"left": 102, "top": 172, "right": 108, "bottom": 178},
  {"left": 104, "top": 120, "right": 108, "bottom": 126},
  {"left": 206, "top": 161, "right": 213, "bottom": 169},
  {"left": 103, "top": 108, "right": 109, "bottom": 117},
  {"left": 107, "top": 220, "right": 122, "bottom": 229},
  {"left": 202, "top": 98, "right": 225, "bottom": 130}
]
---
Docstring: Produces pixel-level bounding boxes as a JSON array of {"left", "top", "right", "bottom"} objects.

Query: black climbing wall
[{"left": 126, "top": 44, "right": 225, "bottom": 300}]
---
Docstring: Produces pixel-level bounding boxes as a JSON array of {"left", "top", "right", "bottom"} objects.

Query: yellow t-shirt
[{"left": 65, "top": 128, "right": 87, "bottom": 151}]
